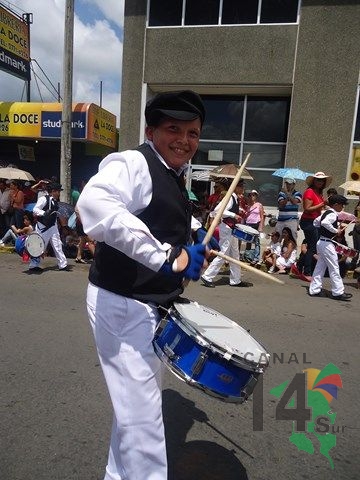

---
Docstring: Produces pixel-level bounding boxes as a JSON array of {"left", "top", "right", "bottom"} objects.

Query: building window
[
  {"left": 185, "top": 0, "right": 220, "bottom": 26},
  {"left": 261, "top": 0, "right": 299, "bottom": 24},
  {"left": 222, "top": 0, "right": 259, "bottom": 25},
  {"left": 148, "top": 0, "right": 182, "bottom": 26},
  {"left": 148, "top": 0, "right": 300, "bottom": 27},
  {"left": 191, "top": 95, "right": 290, "bottom": 206}
]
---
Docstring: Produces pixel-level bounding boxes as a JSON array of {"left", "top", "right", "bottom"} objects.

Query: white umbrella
[
  {"left": 0, "top": 167, "right": 35, "bottom": 182},
  {"left": 338, "top": 180, "right": 360, "bottom": 193}
]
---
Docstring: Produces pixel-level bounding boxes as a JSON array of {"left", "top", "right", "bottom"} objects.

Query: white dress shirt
[
  {"left": 77, "top": 142, "right": 200, "bottom": 273},
  {"left": 313, "top": 208, "right": 338, "bottom": 234}
]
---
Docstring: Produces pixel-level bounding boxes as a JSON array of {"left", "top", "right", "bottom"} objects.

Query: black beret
[
  {"left": 328, "top": 194, "right": 348, "bottom": 206},
  {"left": 145, "top": 90, "right": 205, "bottom": 126}
]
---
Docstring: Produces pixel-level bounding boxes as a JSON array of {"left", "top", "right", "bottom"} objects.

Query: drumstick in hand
[{"left": 210, "top": 250, "right": 285, "bottom": 285}]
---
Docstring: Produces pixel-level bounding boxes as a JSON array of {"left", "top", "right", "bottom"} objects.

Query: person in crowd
[
  {"left": 243, "top": 189, "right": 265, "bottom": 267},
  {"left": 309, "top": 194, "right": 353, "bottom": 301},
  {"left": 298, "top": 171, "right": 332, "bottom": 281},
  {"left": 201, "top": 178, "right": 253, "bottom": 288},
  {"left": 0, "top": 211, "right": 33, "bottom": 246},
  {"left": 276, "top": 177, "right": 302, "bottom": 240},
  {"left": 275, "top": 227, "right": 297, "bottom": 274},
  {"left": 262, "top": 231, "right": 281, "bottom": 273},
  {"left": 0, "top": 178, "right": 11, "bottom": 236},
  {"left": 74, "top": 207, "right": 95, "bottom": 263},
  {"left": 22, "top": 181, "right": 37, "bottom": 205},
  {"left": 350, "top": 191, "right": 360, "bottom": 270},
  {"left": 326, "top": 187, "right": 338, "bottom": 200},
  {"left": 71, "top": 185, "right": 81, "bottom": 205},
  {"left": 77, "top": 90, "right": 210, "bottom": 480},
  {"left": 9, "top": 180, "right": 24, "bottom": 228},
  {"left": 31, "top": 178, "right": 50, "bottom": 199},
  {"left": 29, "top": 182, "right": 69, "bottom": 273}
]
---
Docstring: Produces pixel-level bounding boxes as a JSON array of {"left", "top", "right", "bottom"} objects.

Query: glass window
[
  {"left": 354, "top": 101, "right": 360, "bottom": 142},
  {"left": 244, "top": 97, "right": 290, "bottom": 142},
  {"left": 222, "top": 0, "right": 258, "bottom": 25},
  {"left": 260, "top": 0, "right": 299, "bottom": 24},
  {"left": 243, "top": 169, "right": 283, "bottom": 207},
  {"left": 202, "top": 96, "right": 244, "bottom": 141},
  {"left": 185, "top": 0, "right": 220, "bottom": 25},
  {"left": 149, "top": 0, "right": 182, "bottom": 26},
  {"left": 193, "top": 141, "right": 241, "bottom": 166},
  {"left": 243, "top": 143, "right": 286, "bottom": 169}
]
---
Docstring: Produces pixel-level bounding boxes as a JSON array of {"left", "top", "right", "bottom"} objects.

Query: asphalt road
[{"left": 1, "top": 252, "right": 359, "bottom": 480}]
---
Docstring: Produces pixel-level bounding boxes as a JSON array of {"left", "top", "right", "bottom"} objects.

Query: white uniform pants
[
  {"left": 29, "top": 224, "right": 67, "bottom": 269},
  {"left": 87, "top": 283, "right": 167, "bottom": 480},
  {"left": 202, "top": 223, "right": 241, "bottom": 285},
  {"left": 309, "top": 240, "right": 344, "bottom": 296}
]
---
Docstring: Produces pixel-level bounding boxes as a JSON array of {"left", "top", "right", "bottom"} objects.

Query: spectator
[
  {"left": 276, "top": 177, "right": 302, "bottom": 240},
  {"left": 299, "top": 171, "right": 332, "bottom": 281},
  {"left": 243, "top": 189, "right": 265, "bottom": 266},
  {"left": 0, "top": 211, "right": 34, "bottom": 246},
  {"left": 74, "top": 207, "right": 95, "bottom": 263},
  {"left": 0, "top": 178, "right": 11, "bottom": 236},
  {"left": 262, "top": 231, "right": 281, "bottom": 273},
  {"left": 9, "top": 180, "right": 24, "bottom": 228},
  {"left": 275, "top": 227, "right": 297, "bottom": 274}
]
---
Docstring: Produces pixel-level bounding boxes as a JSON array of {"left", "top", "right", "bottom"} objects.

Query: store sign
[
  {"left": 18, "top": 144, "right": 35, "bottom": 161},
  {"left": 0, "top": 5, "right": 30, "bottom": 80},
  {"left": 0, "top": 102, "right": 116, "bottom": 147}
]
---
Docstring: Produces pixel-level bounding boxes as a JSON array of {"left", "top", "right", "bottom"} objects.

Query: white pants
[
  {"left": 29, "top": 223, "right": 67, "bottom": 269},
  {"left": 202, "top": 223, "right": 241, "bottom": 285},
  {"left": 309, "top": 240, "right": 344, "bottom": 296},
  {"left": 87, "top": 283, "right": 167, "bottom": 480}
]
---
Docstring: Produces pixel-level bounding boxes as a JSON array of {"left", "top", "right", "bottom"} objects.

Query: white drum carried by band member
[
  {"left": 153, "top": 299, "right": 270, "bottom": 403},
  {"left": 333, "top": 241, "right": 358, "bottom": 258},
  {"left": 232, "top": 224, "right": 259, "bottom": 243},
  {"left": 25, "top": 232, "right": 45, "bottom": 258}
]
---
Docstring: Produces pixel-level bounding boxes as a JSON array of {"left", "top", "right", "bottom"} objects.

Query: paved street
[{"left": 1, "top": 251, "right": 359, "bottom": 480}]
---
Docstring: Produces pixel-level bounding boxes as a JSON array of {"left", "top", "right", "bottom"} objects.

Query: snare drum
[
  {"left": 333, "top": 241, "right": 358, "bottom": 258},
  {"left": 153, "top": 300, "right": 270, "bottom": 403},
  {"left": 25, "top": 232, "right": 45, "bottom": 258},
  {"left": 232, "top": 224, "right": 259, "bottom": 243}
]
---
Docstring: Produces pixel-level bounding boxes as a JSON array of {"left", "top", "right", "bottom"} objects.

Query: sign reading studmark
[{"left": 0, "top": 5, "right": 30, "bottom": 81}]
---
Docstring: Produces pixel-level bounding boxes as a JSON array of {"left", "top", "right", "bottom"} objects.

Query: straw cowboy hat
[{"left": 305, "top": 171, "right": 333, "bottom": 188}]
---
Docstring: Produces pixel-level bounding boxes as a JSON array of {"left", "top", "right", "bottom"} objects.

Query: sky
[{"left": 0, "top": 0, "right": 124, "bottom": 126}]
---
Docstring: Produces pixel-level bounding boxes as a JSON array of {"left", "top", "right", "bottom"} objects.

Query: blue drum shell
[
  {"left": 232, "top": 228, "right": 254, "bottom": 243},
  {"left": 154, "top": 316, "right": 254, "bottom": 400}
]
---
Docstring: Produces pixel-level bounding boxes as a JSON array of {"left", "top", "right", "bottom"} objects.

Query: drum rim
[
  {"left": 25, "top": 232, "right": 45, "bottom": 257},
  {"left": 234, "top": 224, "right": 259, "bottom": 235}
]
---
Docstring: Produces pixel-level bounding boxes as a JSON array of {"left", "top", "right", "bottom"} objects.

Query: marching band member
[
  {"left": 308, "top": 194, "right": 352, "bottom": 301},
  {"left": 28, "top": 182, "right": 68, "bottom": 273},
  {"left": 77, "top": 91, "right": 210, "bottom": 480}
]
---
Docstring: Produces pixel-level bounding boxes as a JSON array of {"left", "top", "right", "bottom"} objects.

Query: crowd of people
[
  {"left": 192, "top": 169, "right": 360, "bottom": 299},
  {"left": 0, "top": 176, "right": 94, "bottom": 272}
]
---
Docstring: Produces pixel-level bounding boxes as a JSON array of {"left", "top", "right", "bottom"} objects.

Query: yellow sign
[
  {"left": 0, "top": 102, "right": 116, "bottom": 148},
  {"left": 350, "top": 147, "right": 360, "bottom": 181},
  {"left": 0, "top": 6, "right": 30, "bottom": 61},
  {"left": 87, "top": 103, "right": 117, "bottom": 148}
]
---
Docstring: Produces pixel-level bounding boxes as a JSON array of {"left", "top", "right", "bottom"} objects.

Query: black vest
[
  {"left": 320, "top": 210, "right": 338, "bottom": 238},
  {"left": 222, "top": 193, "right": 239, "bottom": 228},
  {"left": 38, "top": 195, "right": 58, "bottom": 229},
  {"left": 88, "top": 143, "right": 192, "bottom": 306}
]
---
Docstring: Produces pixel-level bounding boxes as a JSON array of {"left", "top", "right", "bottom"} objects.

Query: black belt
[{"left": 319, "top": 238, "right": 334, "bottom": 243}]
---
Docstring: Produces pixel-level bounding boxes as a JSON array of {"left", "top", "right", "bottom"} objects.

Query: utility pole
[{"left": 60, "top": 0, "right": 74, "bottom": 203}]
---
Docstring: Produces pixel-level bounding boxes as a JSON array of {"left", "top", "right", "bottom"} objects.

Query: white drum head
[
  {"left": 25, "top": 233, "right": 45, "bottom": 257},
  {"left": 234, "top": 224, "right": 259, "bottom": 235},
  {"left": 173, "top": 301, "right": 268, "bottom": 366}
]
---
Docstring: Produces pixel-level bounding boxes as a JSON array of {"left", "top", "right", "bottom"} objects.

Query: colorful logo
[{"left": 269, "top": 363, "right": 342, "bottom": 469}]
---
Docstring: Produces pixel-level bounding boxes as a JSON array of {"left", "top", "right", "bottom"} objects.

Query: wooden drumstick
[
  {"left": 331, "top": 219, "right": 356, "bottom": 239},
  {"left": 202, "top": 153, "right": 251, "bottom": 245},
  {"left": 209, "top": 249, "right": 285, "bottom": 285}
]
